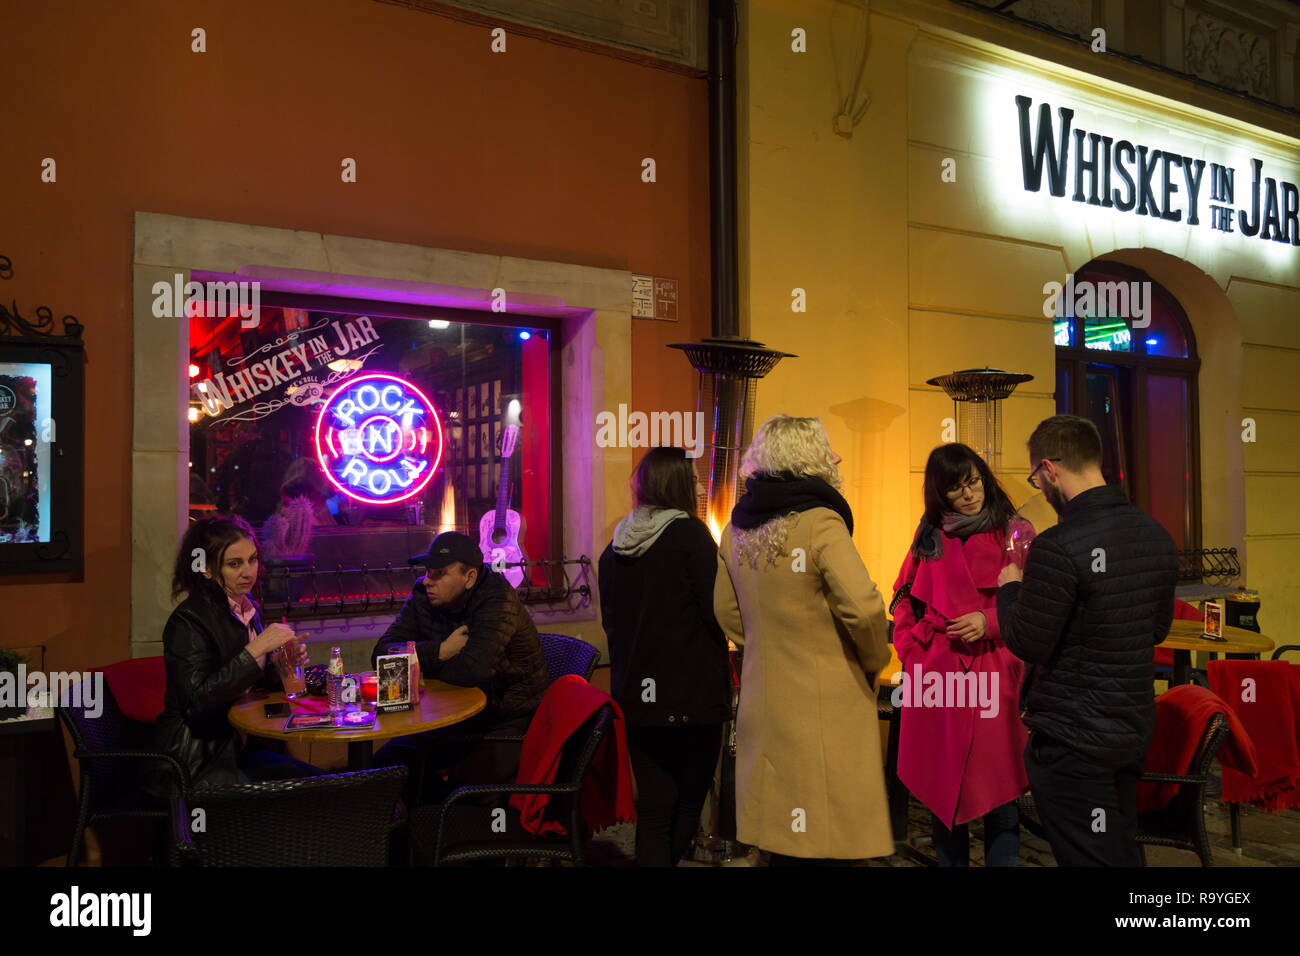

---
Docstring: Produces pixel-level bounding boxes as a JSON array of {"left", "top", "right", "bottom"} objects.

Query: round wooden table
[
  {"left": 1157, "top": 620, "right": 1276, "bottom": 686},
  {"left": 228, "top": 679, "right": 486, "bottom": 771}
]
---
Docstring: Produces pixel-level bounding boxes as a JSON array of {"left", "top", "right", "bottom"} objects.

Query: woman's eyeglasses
[
  {"left": 946, "top": 475, "right": 982, "bottom": 498},
  {"left": 1027, "top": 458, "right": 1063, "bottom": 490}
]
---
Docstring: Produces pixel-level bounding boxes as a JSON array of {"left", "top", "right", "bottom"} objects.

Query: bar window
[{"left": 187, "top": 302, "right": 553, "bottom": 602}]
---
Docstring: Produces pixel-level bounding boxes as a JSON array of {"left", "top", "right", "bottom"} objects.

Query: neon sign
[{"left": 314, "top": 373, "right": 443, "bottom": 504}]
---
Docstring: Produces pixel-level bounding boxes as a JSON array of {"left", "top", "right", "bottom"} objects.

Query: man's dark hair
[
  {"left": 1028, "top": 415, "right": 1103, "bottom": 472},
  {"left": 632, "top": 446, "right": 697, "bottom": 514},
  {"left": 172, "top": 515, "right": 260, "bottom": 599}
]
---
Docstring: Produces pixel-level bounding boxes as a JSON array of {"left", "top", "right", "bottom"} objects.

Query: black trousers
[
  {"left": 1024, "top": 732, "right": 1143, "bottom": 867},
  {"left": 626, "top": 723, "right": 723, "bottom": 867}
]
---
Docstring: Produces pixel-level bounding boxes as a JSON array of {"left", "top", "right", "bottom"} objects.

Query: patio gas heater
[
  {"left": 669, "top": 335, "right": 793, "bottom": 864},
  {"left": 668, "top": 336, "right": 794, "bottom": 537},
  {"left": 925, "top": 367, "right": 1034, "bottom": 475}
]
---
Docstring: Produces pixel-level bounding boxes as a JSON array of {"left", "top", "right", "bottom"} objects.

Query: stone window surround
[{"left": 130, "top": 211, "right": 631, "bottom": 659}]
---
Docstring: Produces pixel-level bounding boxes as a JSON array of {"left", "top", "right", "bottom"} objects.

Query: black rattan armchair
[
  {"left": 1135, "top": 712, "right": 1229, "bottom": 866},
  {"left": 57, "top": 675, "right": 189, "bottom": 866},
  {"left": 170, "top": 766, "right": 407, "bottom": 866},
  {"left": 537, "top": 632, "right": 600, "bottom": 683},
  {"left": 410, "top": 705, "right": 612, "bottom": 866},
  {"left": 478, "top": 632, "right": 600, "bottom": 748}
]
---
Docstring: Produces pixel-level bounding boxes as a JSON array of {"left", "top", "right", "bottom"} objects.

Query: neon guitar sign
[{"left": 314, "top": 373, "right": 443, "bottom": 504}]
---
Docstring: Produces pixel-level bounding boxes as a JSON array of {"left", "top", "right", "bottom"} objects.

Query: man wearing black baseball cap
[{"left": 370, "top": 532, "right": 548, "bottom": 801}]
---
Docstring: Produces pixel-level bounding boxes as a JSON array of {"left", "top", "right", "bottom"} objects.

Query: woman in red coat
[{"left": 891, "top": 443, "right": 1035, "bottom": 866}]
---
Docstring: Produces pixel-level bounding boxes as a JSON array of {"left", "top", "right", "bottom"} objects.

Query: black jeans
[
  {"left": 1024, "top": 732, "right": 1143, "bottom": 867},
  {"left": 626, "top": 723, "right": 723, "bottom": 867},
  {"left": 932, "top": 800, "right": 1020, "bottom": 867}
]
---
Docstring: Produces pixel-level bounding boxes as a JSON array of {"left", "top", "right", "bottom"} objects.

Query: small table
[
  {"left": 228, "top": 680, "right": 486, "bottom": 772},
  {"left": 1157, "top": 620, "right": 1276, "bottom": 687}
]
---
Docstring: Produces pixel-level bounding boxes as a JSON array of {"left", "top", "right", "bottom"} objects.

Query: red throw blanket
[
  {"left": 1207, "top": 660, "right": 1300, "bottom": 811},
  {"left": 98, "top": 657, "right": 167, "bottom": 723},
  {"left": 1136, "top": 684, "right": 1256, "bottom": 811},
  {"left": 509, "top": 675, "right": 636, "bottom": 836}
]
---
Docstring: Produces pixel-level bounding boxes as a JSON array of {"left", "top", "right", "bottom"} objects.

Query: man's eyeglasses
[
  {"left": 946, "top": 475, "right": 983, "bottom": 498},
  {"left": 1027, "top": 458, "right": 1063, "bottom": 490}
]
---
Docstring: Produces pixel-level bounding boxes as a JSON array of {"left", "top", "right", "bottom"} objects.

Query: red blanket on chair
[
  {"left": 509, "top": 675, "right": 636, "bottom": 836},
  {"left": 1137, "top": 684, "right": 1256, "bottom": 811},
  {"left": 98, "top": 657, "right": 166, "bottom": 723},
  {"left": 1208, "top": 660, "right": 1300, "bottom": 811}
]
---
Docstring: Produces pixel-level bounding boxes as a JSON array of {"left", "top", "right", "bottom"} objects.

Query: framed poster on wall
[{"left": 0, "top": 337, "right": 85, "bottom": 574}]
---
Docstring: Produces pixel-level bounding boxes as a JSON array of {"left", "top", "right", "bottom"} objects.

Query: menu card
[{"left": 375, "top": 653, "right": 413, "bottom": 713}]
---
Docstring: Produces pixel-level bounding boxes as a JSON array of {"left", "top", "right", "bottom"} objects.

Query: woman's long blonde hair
[{"left": 732, "top": 415, "right": 843, "bottom": 569}]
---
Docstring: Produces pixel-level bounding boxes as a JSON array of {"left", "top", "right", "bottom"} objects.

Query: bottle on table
[
  {"left": 406, "top": 641, "right": 421, "bottom": 704},
  {"left": 327, "top": 646, "right": 345, "bottom": 716}
]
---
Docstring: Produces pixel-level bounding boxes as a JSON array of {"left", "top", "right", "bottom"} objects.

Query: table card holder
[
  {"left": 375, "top": 653, "right": 413, "bottom": 713},
  {"left": 1202, "top": 601, "right": 1226, "bottom": 641}
]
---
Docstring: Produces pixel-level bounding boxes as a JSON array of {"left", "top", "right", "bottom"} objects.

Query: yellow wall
[{"left": 740, "top": 0, "right": 1300, "bottom": 636}]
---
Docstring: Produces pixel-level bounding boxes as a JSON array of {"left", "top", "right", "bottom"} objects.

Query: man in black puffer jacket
[
  {"left": 370, "top": 532, "right": 549, "bottom": 799},
  {"left": 996, "top": 415, "right": 1177, "bottom": 866}
]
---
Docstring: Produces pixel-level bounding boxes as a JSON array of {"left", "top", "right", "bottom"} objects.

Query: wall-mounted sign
[
  {"left": 1015, "top": 95, "right": 1299, "bottom": 245},
  {"left": 631, "top": 274, "right": 680, "bottom": 320},
  {"left": 314, "top": 373, "right": 443, "bottom": 505}
]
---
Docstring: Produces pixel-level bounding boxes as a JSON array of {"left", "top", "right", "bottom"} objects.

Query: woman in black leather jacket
[{"left": 153, "top": 516, "right": 317, "bottom": 792}]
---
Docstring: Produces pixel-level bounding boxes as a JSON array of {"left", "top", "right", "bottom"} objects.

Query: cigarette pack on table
[{"left": 375, "top": 653, "right": 413, "bottom": 713}]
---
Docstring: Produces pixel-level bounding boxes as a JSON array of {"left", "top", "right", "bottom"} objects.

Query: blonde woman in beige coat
[{"left": 714, "top": 415, "right": 893, "bottom": 864}]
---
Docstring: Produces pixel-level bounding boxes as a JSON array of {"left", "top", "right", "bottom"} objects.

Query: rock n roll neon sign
[{"left": 315, "top": 373, "right": 444, "bottom": 504}]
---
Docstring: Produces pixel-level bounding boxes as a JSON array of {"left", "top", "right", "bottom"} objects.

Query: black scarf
[{"left": 730, "top": 471, "right": 854, "bottom": 535}]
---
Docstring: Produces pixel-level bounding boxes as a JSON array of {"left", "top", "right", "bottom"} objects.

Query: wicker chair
[
  {"left": 170, "top": 766, "right": 407, "bottom": 866},
  {"left": 537, "top": 632, "right": 600, "bottom": 683},
  {"left": 1136, "top": 712, "right": 1229, "bottom": 866},
  {"left": 410, "top": 704, "right": 612, "bottom": 866},
  {"left": 1018, "top": 713, "right": 1230, "bottom": 866},
  {"left": 57, "top": 674, "right": 189, "bottom": 866}
]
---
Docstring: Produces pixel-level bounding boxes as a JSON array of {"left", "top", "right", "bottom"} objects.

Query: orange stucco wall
[{"left": 1, "top": 0, "right": 709, "bottom": 672}]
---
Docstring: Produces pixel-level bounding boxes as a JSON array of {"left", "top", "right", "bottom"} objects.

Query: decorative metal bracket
[
  {"left": 1177, "top": 547, "right": 1241, "bottom": 583},
  {"left": 0, "top": 256, "right": 84, "bottom": 340},
  {"left": 256, "top": 554, "right": 593, "bottom": 620}
]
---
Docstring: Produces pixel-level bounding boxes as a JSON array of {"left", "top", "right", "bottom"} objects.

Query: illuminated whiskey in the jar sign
[{"left": 315, "top": 373, "right": 444, "bottom": 504}]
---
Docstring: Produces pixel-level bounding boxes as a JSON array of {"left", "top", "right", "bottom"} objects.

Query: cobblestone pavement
[{"left": 585, "top": 765, "right": 1300, "bottom": 867}]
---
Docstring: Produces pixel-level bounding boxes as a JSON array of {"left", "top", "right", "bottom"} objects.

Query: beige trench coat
[{"left": 714, "top": 507, "right": 893, "bottom": 859}]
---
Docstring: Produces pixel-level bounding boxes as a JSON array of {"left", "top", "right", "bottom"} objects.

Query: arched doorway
[{"left": 1053, "top": 260, "right": 1201, "bottom": 550}]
